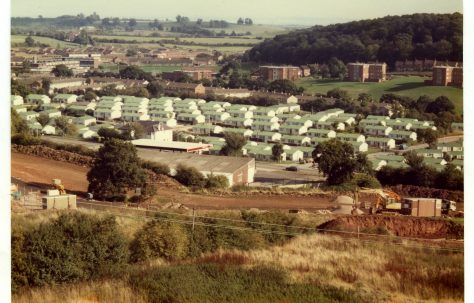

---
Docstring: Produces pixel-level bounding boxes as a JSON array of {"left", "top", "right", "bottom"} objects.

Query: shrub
[
  {"left": 130, "top": 219, "right": 189, "bottom": 262},
  {"left": 352, "top": 173, "right": 382, "bottom": 188},
  {"left": 174, "top": 164, "right": 206, "bottom": 188},
  {"left": 141, "top": 160, "right": 170, "bottom": 175},
  {"left": 11, "top": 133, "right": 40, "bottom": 146},
  {"left": 19, "top": 213, "right": 128, "bottom": 288},
  {"left": 205, "top": 174, "right": 229, "bottom": 189}
]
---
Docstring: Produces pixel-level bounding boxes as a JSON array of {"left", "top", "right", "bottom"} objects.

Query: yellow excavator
[
  {"left": 354, "top": 188, "right": 402, "bottom": 214},
  {"left": 52, "top": 179, "right": 66, "bottom": 195}
]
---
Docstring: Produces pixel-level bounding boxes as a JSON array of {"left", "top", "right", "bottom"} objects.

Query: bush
[
  {"left": 11, "top": 133, "right": 40, "bottom": 146},
  {"left": 174, "top": 164, "right": 206, "bottom": 188},
  {"left": 16, "top": 213, "right": 128, "bottom": 288},
  {"left": 205, "top": 174, "right": 229, "bottom": 189},
  {"left": 130, "top": 219, "right": 189, "bottom": 262},
  {"left": 141, "top": 160, "right": 170, "bottom": 175},
  {"left": 352, "top": 173, "right": 382, "bottom": 189}
]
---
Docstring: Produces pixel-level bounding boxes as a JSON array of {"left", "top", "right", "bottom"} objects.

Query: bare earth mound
[{"left": 318, "top": 215, "right": 464, "bottom": 239}]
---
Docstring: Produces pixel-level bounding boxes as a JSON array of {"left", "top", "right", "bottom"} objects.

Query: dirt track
[{"left": 11, "top": 153, "right": 333, "bottom": 210}]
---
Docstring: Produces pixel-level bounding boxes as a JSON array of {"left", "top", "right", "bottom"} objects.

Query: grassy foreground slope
[
  {"left": 296, "top": 76, "right": 463, "bottom": 114},
  {"left": 12, "top": 210, "right": 463, "bottom": 303}
]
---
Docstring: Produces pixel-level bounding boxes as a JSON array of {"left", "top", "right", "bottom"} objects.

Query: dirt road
[{"left": 11, "top": 153, "right": 333, "bottom": 210}]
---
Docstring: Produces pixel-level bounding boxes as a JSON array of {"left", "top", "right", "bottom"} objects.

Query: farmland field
[
  {"left": 11, "top": 35, "right": 81, "bottom": 48},
  {"left": 296, "top": 76, "right": 464, "bottom": 114},
  {"left": 99, "top": 64, "right": 219, "bottom": 74}
]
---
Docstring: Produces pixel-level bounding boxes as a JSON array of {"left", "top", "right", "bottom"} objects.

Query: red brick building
[
  {"left": 259, "top": 66, "right": 301, "bottom": 81},
  {"left": 432, "top": 66, "right": 463, "bottom": 87},
  {"left": 347, "top": 63, "right": 386, "bottom": 82}
]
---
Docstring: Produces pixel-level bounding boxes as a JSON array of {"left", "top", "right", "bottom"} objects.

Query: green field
[
  {"left": 296, "top": 76, "right": 463, "bottom": 114},
  {"left": 11, "top": 35, "right": 81, "bottom": 48},
  {"left": 99, "top": 64, "right": 219, "bottom": 74},
  {"left": 92, "top": 34, "right": 262, "bottom": 44}
]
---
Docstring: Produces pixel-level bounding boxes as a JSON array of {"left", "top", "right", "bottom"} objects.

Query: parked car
[{"left": 285, "top": 166, "right": 298, "bottom": 172}]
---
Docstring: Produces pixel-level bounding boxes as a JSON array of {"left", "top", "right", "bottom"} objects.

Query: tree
[
  {"left": 54, "top": 116, "right": 77, "bottom": 136},
  {"left": 416, "top": 128, "right": 438, "bottom": 146},
  {"left": 36, "top": 113, "right": 50, "bottom": 127},
  {"left": 130, "top": 220, "right": 189, "bottom": 262},
  {"left": 87, "top": 139, "right": 148, "bottom": 200},
  {"left": 436, "top": 163, "right": 463, "bottom": 190},
  {"left": 237, "top": 18, "right": 244, "bottom": 25},
  {"left": 327, "top": 57, "right": 347, "bottom": 79},
  {"left": 220, "top": 132, "right": 246, "bottom": 156},
  {"left": 41, "top": 78, "right": 51, "bottom": 94},
  {"left": 271, "top": 143, "right": 284, "bottom": 162},
  {"left": 146, "top": 81, "right": 164, "bottom": 97},
  {"left": 327, "top": 88, "right": 350, "bottom": 101},
  {"left": 11, "top": 109, "right": 29, "bottom": 135},
  {"left": 97, "top": 127, "right": 124, "bottom": 140},
  {"left": 268, "top": 79, "right": 303, "bottom": 95},
  {"left": 52, "top": 64, "right": 73, "bottom": 77},
  {"left": 25, "top": 36, "right": 35, "bottom": 47},
  {"left": 128, "top": 18, "right": 137, "bottom": 27},
  {"left": 357, "top": 93, "right": 373, "bottom": 103},
  {"left": 84, "top": 90, "right": 97, "bottom": 101},
  {"left": 312, "top": 139, "right": 356, "bottom": 185},
  {"left": 126, "top": 49, "right": 137, "bottom": 57},
  {"left": 174, "top": 164, "right": 206, "bottom": 188},
  {"left": 354, "top": 153, "right": 373, "bottom": 175},
  {"left": 426, "top": 96, "right": 455, "bottom": 114}
]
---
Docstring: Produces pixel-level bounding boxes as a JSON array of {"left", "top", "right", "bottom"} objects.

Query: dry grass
[
  {"left": 232, "top": 234, "right": 464, "bottom": 302},
  {"left": 12, "top": 280, "right": 147, "bottom": 303}
]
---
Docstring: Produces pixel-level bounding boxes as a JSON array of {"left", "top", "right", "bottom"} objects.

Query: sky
[{"left": 11, "top": 0, "right": 463, "bottom": 25}]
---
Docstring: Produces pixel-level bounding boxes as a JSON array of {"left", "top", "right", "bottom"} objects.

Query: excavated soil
[{"left": 318, "top": 215, "right": 464, "bottom": 239}]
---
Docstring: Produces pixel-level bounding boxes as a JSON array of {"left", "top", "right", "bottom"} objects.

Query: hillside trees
[{"left": 52, "top": 64, "right": 73, "bottom": 77}]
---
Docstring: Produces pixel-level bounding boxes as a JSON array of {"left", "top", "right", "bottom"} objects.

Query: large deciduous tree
[
  {"left": 87, "top": 139, "right": 148, "bottom": 200},
  {"left": 312, "top": 139, "right": 356, "bottom": 185},
  {"left": 220, "top": 132, "right": 247, "bottom": 157}
]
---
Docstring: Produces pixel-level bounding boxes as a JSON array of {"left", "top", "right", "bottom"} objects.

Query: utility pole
[{"left": 192, "top": 208, "right": 196, "bottom": 234}]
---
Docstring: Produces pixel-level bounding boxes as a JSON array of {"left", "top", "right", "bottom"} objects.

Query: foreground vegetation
[{"left": 12, "top": 211, "right": 464, "bottom": 302}]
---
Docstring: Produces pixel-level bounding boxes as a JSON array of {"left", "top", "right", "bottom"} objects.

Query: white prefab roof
[{"left": 131, "top": 139, "right": 212, "bottom": 152}]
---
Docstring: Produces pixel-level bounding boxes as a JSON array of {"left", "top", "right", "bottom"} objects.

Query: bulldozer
[{"left": 354, "top": 188, "right": 401, "bottom": 214}]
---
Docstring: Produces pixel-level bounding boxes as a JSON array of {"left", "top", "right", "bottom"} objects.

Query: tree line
[{"left": 245, "top": 13, "right": 462, "bottom": 67}]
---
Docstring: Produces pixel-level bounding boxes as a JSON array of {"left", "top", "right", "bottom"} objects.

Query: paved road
[{"left": 41, "top": 136, "right": 324, "bottom": 185}]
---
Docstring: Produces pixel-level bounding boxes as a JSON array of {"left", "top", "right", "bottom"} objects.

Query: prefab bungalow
[
  {"left": 100, "top": 96, "right": 122, "bottom": 103},
  {"left": 364, "top": 125, "right": 392, "bottom": 136},
  {"left": 227, "top": 109, "right": 253, "bottom": 119},
  {"left": 198, "top": 136, "right": 226, "bottom": 144},
  {"left": 322, "top": 108, "right": 344, "bottom": 118},
  {"left": 350, "top": 141, "right": 369, "bottom": 153},
  {"left": 149, "top": 110, "right": 176, "bottom": 119},
  {"left": 252, "top": 131, "right": 282, "bottom": 143},
  {"left": 277, "top": 113, "right": 301, "bottom": 122},
  {"left": 122, "top": 112, "right": 150, "bottom": 122},
  {"left": 366, "top": 115, "right": 390, "bottom": 121},
  {"left": 94, "top": 108, "right": 122, "bottom": 120},
  {"left": 284, "top": 148, "right": 304, "bottom": 162},
  {"left": 148, "top": 104, "right": 174, "bottom": 112},
  {"left": 388, "top": 130, "right": 417, "bottom": 141},
  {"left": 73, "top": 115, "right": 96, "bottom": 126},
  {"left": 222, "top": 128, "right": 253, "bottom": 138},
  {"left": 174, "top": 102, "right": 198, "bottom": 112},
  {"left": 285, "top": 117, "right": 313, "bottom": 128},
  {"left": 370, "top": 159, "right": 387, "bottom": 171},
  {"left": 42, "top": 124, "right": 56, "bottom": 135},
  {"left": 446, "top": 150, "right": 463, "bottom": 160},
  {"left": 151, "top": 117, "right": 177, "bottom": 128},
  {"left": 39, "top": 103, "right": 61, "bottom": 111},
  {"left": 366, "top": 137, "right": 396, "bottom": 150},
  {"left": 149, "top": 97, "right": 175, "bottom": 106},
  {"left": 177, "top": 113, "right": 205, "bottom": 124},
  {"left": 205, "top": 100, "right": 230, "bottom": 108},
  {"left": 288, "top": 104, "right": 301, "bottom": 112},
  {"left": 246, "top": 146, "right": 286, "bottom": 162},
  {"left": 251, "top": 121, "right": 280, "bottom": 132},
  {"left": 297, "top": 146, "right": 316, "bottom": 159},
  {"left": 96, "top": 102, "right": 122, "bottom": 112},
  {"left": 423, "top": 157, "right": 448, "bottom": 167},
  {"left": 199, "top": 103, "right": 223, "bottom": 112},
  {"left": 410, "top": 123, "right": 437, "bottom": 132},
  {"left": 252, "top": 107, "right": 276, "bottom": 117},
  {"left": 192, "top": 124, "right": 224, "bottom": 135},
  {"left": 253, "top": 115, "right": 280, "bottom": 124},
  {"left": 281, "top": 135, "right": 311, "bottom": 146},
  {"left": 451, "top": 159, "right": 463, "bottom": 170},
  {"left": 41, "top": 109, "right": 62, "bottom": 119},
  {"left": 269, "top": 105, "right": 290, "bottom": 115},
  {"left": 26, "top": 94, "right": 51, "bottom": 105},
  {"left": 375, "top": 154, "right": 405, "bottom": 163},
  {"left": 313, "top": 120, "right": 342, "bottom": 130},
  {"left": 311, "top": 137, "right": 331, "bottom": 146},
  {"left": 226, "top": 104, "right": 248, "bottom": 112},
  {"left": 224, "top": 117, "right": 253, "bottom": 128},
  {"left": 436, "top": 140, "right": 463, "bottom": 152},
  {"left": 11, "top": 95, "right": 24, "bottom": 106},
  {"left": 359, "top": 119, "right": 385, "bottom": 128},
  {"left": 53, "top": 94, "right": 78, "bottom": 104},
  {"left": 201, "top": 111, "right": 230, "bottom": 123},
  {"left": 304, "top": 113, "right": 330, "bottom": 123},
  {"left": 307, "top": 128, "right": 336, "bottom": 138},
  {"left": 385, "top": 120, "right": 412, "bottom": 131},
  {"left": 416, "top": 149, "right": 444, "bottom": 159},
  {"left": 385, "top": 161, "right": 409, "bottom": 169},
  {"left": 336, "top": 133, "right": 365, "bottom": 143},
  {"left": 79, "top": 128, "right": 99, "bottom": 139},
  {"left": 328, "top": 116, "right": 356, "bottom": 126},
  {"left": 279, "top": 124, "right": 308, "bottom": 135}
]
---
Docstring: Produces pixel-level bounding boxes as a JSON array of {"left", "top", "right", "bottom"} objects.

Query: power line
[{"left": 78, "top": 201, "right": 464, "bottom": 252}]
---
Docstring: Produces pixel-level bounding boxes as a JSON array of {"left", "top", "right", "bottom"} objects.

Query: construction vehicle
[
  {"left": 354, "top": 188, "right": 402, "bottom": 214},
  {"left": 52, "top": 179, "right": 66, "bottom": 195}
]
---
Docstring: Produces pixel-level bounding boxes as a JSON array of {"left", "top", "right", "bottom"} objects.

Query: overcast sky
[{"left": 11, "top": 0, "right": 462, "bottom": 25}]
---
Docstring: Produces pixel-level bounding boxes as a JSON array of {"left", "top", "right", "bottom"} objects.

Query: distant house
[
  {"left": 388, "top": 130, "right": 417, "bottom": 142},
  {"left": 164, "top": 82, "right": 206, "bottom": 95},
  {"left": 451, "top": 122, "right": 463, "bottom": 132},
  {"left": 350, "top": 142, "right": 369, "bottom": 153},
  {"left": 122, "top": 112, "right": 150, "bottom": 122},
  {"left": 251, "top": 121, "right": 280, "bottom": 132},
  {"left": 436, "top": 140, "right": 463, "bottom": 152},
  {"left": 253, "top": 115, "right": 279, "bottom": 124},
  {"left": 73, "top": 115, "right": 96, "bottom": 126},
  {"left": 53, "top": 94, "right": 78, "bottom": 104},
  {"left": 385, "top": 120, "right": 412, "bottom": 131},
  {"left": 363, "top": 125, "right": 392, "bottom": 136},
  {"left": 149, "top": 110, "right": 176, "bottom": 120},
  {"left": 284, "top": 148, "right": 304, "bottom": 162},
  {"left": 285, "top": 117, "right": 313, "bottom": 128},
  {"left": 177, "top": 113, "right": 205, "bottom": 124},
  {"left": 94, "top": 108, "right": 122, "bottom": 120},
  {"left": 307, "top": 129, "right": 336, "bottom": 138},
  {"left": 20, "top": 111, "right": 40, "bottom": 121},
  {"left": 370, "top": 159, "right": 387, "bottom": 171},
  {"left": 26, "top": 94, "right": 51, "bottom": 105},
  {"left": 366, "top": 137, "right": 396, "bottom": 150},
  {"left": 416, "top": 149, "right": 444, "bottom": 159},
  {"left": 252, "top": 131, "right": 282, "bottom": 143},
  {"left": 359, "top": 119, "right": 385, "bottom": 128},
  {"left": 224, "top": 117, "right": 253, "bottom": 128},
  {"left": 279, "top": 124, "right": 308, "bottom": 136},
  {"left": 192, "top": 124, "right": 224, "bottom": 135},
  {"left": 336, "top": 133, "right": 365, "bottom": 143},
  {"left": 281, "top": 135, "right": 311, "bottom": 146},
  {"left": 222, "top": 128, "right": 253, "bottom": 138},
  {"left": 201, "top": 111, "right": 230, "bottom": 123},
  {"left": 247, "top": 146, "right": 286, "bottom": 162},
  {"left": 227, "top": 109, "right": 253, "bottom": 119},
  {"left": 41, "top": 109, "right": 62, "bottom": 119},
  {"left": 136, "top": 121, "right": 173, "bottom": 141},
  {"left": 253, "top": 107, "right": 276, "bottom": 117},
  {"left": 151, "top": 117, "right": 177, "bottom": 128}
]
